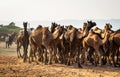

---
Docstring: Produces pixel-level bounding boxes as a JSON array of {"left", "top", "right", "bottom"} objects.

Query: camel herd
[{"left": 15, "top": 21, "right": 120, "bottom": 68}]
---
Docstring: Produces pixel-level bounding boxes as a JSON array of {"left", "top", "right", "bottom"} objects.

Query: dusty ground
[{"left": 0, "top": 42, "right": 120, "bottom": 77}]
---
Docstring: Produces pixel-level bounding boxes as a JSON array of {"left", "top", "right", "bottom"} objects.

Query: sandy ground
[{"left": 0, "top": 42, "right": 120, "bottom": 77}]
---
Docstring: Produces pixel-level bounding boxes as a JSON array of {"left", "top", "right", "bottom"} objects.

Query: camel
[
  {"left": 20, "top": 22, "right": 29, "bottom": 62},
  {"left": 29, "top": 25, "right": 54, "bottom": 64},
  {"left": 52, "top": 25, "right": 65, "bottom": 63},
  {"left": 108, "top": 29, "right": 120, "bottom": 67},
  {"left": 29, "top": 25, "right": 43, "bottom": 63},
  {"left": 59, "top": 21, "right": 96, "bottom": 68},
  {"left": 50, "top": 22, "right": 58, "bottom": 33},
  {"left": 15, "top": 30, "right": 24, "bottom": 58},
  {"left": 93, "top": 23, "right": 115, "bottom": 66},
  {"left": 82, "top": 26, "right": 111, "bottom": 66},
  {"left": 15, "top": 22, "right": 29, "bottom": 62}
]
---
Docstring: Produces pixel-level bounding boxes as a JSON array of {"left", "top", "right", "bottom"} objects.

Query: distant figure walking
[
  {"left": 5, "top": 35, "right": 10, "bottom": 48},
  {"left": 5, "top": 32, "right": 17, "bottom": 48}
]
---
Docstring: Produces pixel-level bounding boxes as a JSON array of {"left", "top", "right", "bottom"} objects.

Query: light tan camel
[
  {"left": 15, "top": 30, "right": 24, "bottom": 58},
  {"left": 82, "top": 27, "right": 111, "bottom": 66}
]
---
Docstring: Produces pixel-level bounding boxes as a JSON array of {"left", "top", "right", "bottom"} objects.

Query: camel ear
[
  {"left": 46, "top": 27, "right": 49, "bottom": 29},
  {"left": 47, "top": 27, "right": 49, "bottom": 30},
  {"left": 87, "top": 21, "right": 89, "bottom": 23},
  {"left": 110, "top": 25, "right": 112, "bottom": 28},
  {"left": 94, "top": 22, "right": 96, "bottom": 26}
]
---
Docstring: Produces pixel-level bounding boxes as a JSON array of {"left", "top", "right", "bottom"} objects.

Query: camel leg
[
  {"left": 23, "top": 45, "right": 28, "bottom": 62},
  {"left": 88, "top": 47, "right": 94, "bottom": 64},
  {"left": 48, "top": 47, "right": 53, "bottom": 64},
  {"left": 38, "top": 47, "right": 44, "bottom": 62},
  {"left": 6, "top": 42, "right": 8, "bottom": 48},
  {"left": 111, "top": 53, "right": 117, "bottom": 67},
  {"left": 29, "top": 48, "right": 32, "bottom": 63},
  {"left": 93, "top": 51, "right": 98, "bottom": 66},
  {"left": 43, "top": 48, "right": 47, "bottom": 65},
  {"left": 96, "top": 51, "right": 102, "bottom": 66},
  {"left": 17, "top": 44, "right": 22, "bottom": 58},
  {"left": 53, "top": 45, "right": 58, "bottom": 63},
  {"left": 17, "top": 48, "right": 20, "bottom": 58},
  {"left": 64, "top": 53, "right": 68, "bottom": 65},
  {"left": 8, "top": 43, "right": 10, "bottom": 48},
  {"left": 18, "top": 48, "right": 21, "bottom": 58},
  {"left": 19, "top": 42, "right": 22, "bottom": 57},
  {"left": 16, "top": 44, "right": 19, "bottom": 58},
  {"left": 80, "top": 50, "right": 85, "bottom": 64},
  {"left": 77, "top": 47, "right": 82, "bottom": 68},
  {"left": 34, "top": 50, "right": 39, "bottom": 64},
  {"left": 116, "top": 48, "right": 120, "bottom": 66},
  {"left": 81, "top": 47, "right": 87, "bottom": 65},
  {"left": 67, "top": 52, "right": 71, "bottom": 66}
]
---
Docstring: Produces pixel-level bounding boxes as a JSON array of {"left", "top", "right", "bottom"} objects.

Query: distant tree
[
  {"left": 0, "top": 24, "right": 3, "bottom": 28},
  {"left": 9, "top": 22, "right": 15, "bottom": 26}
]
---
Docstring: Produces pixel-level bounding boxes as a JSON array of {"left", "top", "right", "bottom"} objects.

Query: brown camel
[
  {"left": 29, "top": 25, "right": 54, "bottom": 64},
  {"left": 82, "top": 26, "right": 111, "bottom": 66},
  {"left": 108, "top": 29, "right": 120, "bottom": 67},
  {"left": 15, "top": 30, "right": 24, "bottom": 58},
  {"left": 60, "top": 21, "right": 96, "bottom": 68},
  {"left": 49, "top": 23, "right": 66, "bottom": 63},
  {"left": 93, "top": 23, "right": 114, "bottom": 66},
  {"left": 29, "top": 25, "right": 43, "bottom": 63},
  {"left": 52, "top": 25, "right": 65, "bottom": 63}
]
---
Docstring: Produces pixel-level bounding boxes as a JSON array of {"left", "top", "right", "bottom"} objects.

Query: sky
[{"left": 0, "top": 0, "right": 120, "bottom": 21}]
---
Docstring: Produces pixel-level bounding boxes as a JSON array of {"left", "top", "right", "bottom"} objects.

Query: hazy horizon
[
  {"left": 0, "top": 0, "right": 120, "bottom": 21},
  {"left": 0, "top": 0, "right": 120, "bottom": 30},
  {"left": 0, "top": 19, "right": 120, "bottom": 31}
]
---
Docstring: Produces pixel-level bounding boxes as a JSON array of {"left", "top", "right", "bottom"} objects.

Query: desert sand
[{"left": 0, "top": 42, "right": 120, "bottom": 77}]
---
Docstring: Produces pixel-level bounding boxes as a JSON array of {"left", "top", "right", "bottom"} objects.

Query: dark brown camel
[
  {"left": 109, "top": 29, "right": 120, "bottom": 67},
  {"left": 22, "top": 22, "right": 29, "bottom": 62},
  {"left": 60, "top": 21, "right": 96, "bottom": 68}
]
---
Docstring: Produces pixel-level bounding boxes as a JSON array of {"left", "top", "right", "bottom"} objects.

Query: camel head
[
  {"left": 105, "top": 30, "right": 111, "bottom": 39},
  {"left": 104, "top": 23, "right": 112, "bottom": 31},
  {"left": 83, "top": 21, "right": 96, "bottom": 37},
  {"left": 115, "top": 29, "right": 120, "bottom": 33},
  {"left": 65, "top": 25, "right": 74, "bottom": 31},
  {"left": 55, "top": 25, "right": 64, "bottom": 32},
  {"left": 83, "top": 23, "right": 87, "bottom": 31},
  {"left": 50, "top": 22, "right": 58, "bottom": 33},
  {"left": 23, "top": 22, "right": 28, "bottom": 28},
  {"left": 78, "top": 28, "right": 83, "bottom": 33},
  {"left": 94, "top": 27, "right": 100, "bottom": 31}
]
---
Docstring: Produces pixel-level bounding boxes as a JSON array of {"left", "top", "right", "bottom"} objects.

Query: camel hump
[
  {"left": 92, "top": 30, "right": 103, "bottom": 39},
  {"left": 115, "top": 29, "right": 120, "bottom": 33},
  {"left": 36, "top": 25, "right": 42, "bottom": 30}
]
